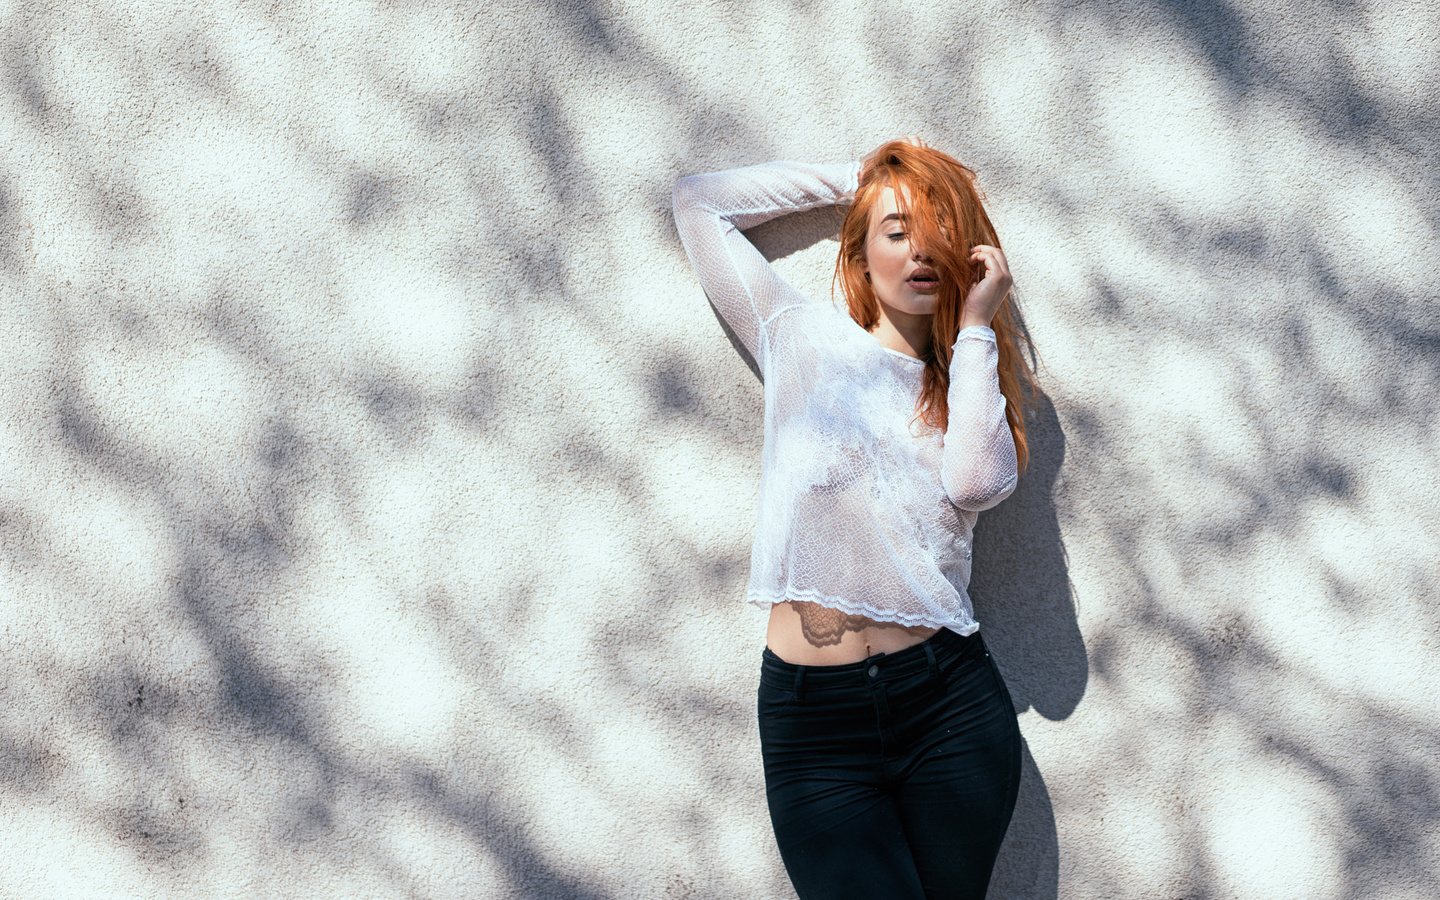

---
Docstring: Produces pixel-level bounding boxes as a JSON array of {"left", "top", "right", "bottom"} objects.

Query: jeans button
[{"left": 867, "top": 665, "right": 880, "bottom": 678}]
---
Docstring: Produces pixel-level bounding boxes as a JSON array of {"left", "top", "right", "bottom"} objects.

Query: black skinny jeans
[{"left": 758, "top": 628, "right": 1021, "bottom": 900}]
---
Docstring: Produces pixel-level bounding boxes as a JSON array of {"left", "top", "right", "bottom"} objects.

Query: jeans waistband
[{"left": 760, "top": 627, "right": 982, "bottom": 691}]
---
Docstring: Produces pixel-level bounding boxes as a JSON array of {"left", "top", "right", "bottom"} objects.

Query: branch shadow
[{"left": 6, "top": 0, "right": 1439, "bottom": 896}]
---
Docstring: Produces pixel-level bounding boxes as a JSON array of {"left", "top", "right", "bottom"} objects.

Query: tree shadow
[{"left": 6, "top": 0, "right": 1439, "bottom": 896}]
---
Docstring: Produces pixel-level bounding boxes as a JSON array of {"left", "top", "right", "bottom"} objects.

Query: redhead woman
[{"left": 673, "top": 139, "right": 1037, "bottom": 900}]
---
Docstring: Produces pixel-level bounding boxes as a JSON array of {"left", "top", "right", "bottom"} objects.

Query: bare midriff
[{"left": 766, "top": 600, "right": 940, "bottom": 666}]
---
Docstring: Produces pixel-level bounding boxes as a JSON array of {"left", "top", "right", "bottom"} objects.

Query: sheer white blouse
[{"left": 673, "top": 160, "right": 1017, "bottom": 633}]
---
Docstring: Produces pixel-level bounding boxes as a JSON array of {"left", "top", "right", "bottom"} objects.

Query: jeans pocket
[
  {"left": 757, "top": 679, "right": 797, "bottom": 718},
  {"left": 936, "top": 635, "right": 985, "bottom": 686}
]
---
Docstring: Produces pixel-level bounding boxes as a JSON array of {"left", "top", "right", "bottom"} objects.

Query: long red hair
[{"left": 835, "top": 140, "right": 1038, "bottom": 473}]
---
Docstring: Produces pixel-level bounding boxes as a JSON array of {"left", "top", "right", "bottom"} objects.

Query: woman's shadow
[
  {"left": 969, "top": 390, "right": 1083, "bottom": 899},
  {"left": 735, "top": 207, "right": 1086, "bottom": 899}
]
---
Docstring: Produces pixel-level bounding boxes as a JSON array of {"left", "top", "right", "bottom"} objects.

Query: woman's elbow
[
  {"left": 672, "top": 174, "right": 707, "bottom": 212},
  {"left": 944, "top": 471, "right": 1018, "bottom": 512}
]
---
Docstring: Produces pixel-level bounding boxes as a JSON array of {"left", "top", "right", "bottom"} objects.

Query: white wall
[{"left": 1, "top": 1, "right": 1437, "bottom": 897}]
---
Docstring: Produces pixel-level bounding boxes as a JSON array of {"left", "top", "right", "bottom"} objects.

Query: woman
[{"left": 673, "top": 139, "right": 1037, "bottom": 899}]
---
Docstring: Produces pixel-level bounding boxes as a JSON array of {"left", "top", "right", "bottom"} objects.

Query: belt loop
[
  {"left": 924, "top": 642, "right": 939, "bottom": 681},
  {"left": 793, "top": 665, "right": 806, "bottom": 704}
]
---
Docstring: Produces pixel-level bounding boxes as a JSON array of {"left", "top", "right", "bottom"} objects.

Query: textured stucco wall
[{"left": 1, "top": 1, "right": 1437, "bottom": 897}]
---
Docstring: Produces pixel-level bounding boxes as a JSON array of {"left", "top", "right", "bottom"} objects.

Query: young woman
[{"left": 673, "top": 139, "right": 1037, "bottom": 900}]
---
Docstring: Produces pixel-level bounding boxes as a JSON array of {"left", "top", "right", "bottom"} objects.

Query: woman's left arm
[
  {"left": 940, "top": 244, "right": 1018, "bottom": 511},
  {"left": 940, "top": 328, "right": 1018, "bottom": 511}
]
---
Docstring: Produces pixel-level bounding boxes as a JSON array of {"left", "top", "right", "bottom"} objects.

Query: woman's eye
[{"left": 886, "top": 232, "right": 907, "bottom": 242}]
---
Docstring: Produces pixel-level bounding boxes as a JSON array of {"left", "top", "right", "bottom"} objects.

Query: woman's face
[{"left": 863, "top": 185, "right": 940, "bottom": 319}]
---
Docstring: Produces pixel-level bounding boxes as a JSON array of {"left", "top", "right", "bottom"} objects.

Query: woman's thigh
[
  {"left": 893, "top": 646, "right": 1022, "bottom": 899},
  {"left": 759, "top": 678, "right": 927, "bottom": 900},
  {"left": 769, "top": 791, "right": 927, "bottom": 900},
  {"left": 756, "top": 633, "right": 1021, "bottom": 900}
]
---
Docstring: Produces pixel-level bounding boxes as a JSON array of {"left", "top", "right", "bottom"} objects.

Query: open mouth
[{"left": 906, "top": 267, "right": 939, "bottom": 290}]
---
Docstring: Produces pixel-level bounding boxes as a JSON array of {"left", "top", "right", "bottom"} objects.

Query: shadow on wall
[
  {"left": 8, "top": 0, "right": 1437, "bottom": 896},
  {"left": 970, "top": 392, "right": 1084, "bottom": 721},
  {"left": 743, "top": 204, "right": 1082, "bottom": 900},
  {"left": 972, "top": 391, "right": 1080, "bottom": 900},
  {"left": 991, "top": 739, "right": 1060, "bottom": 899}
]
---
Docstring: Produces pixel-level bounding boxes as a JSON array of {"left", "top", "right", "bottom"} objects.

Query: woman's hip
[{"left": 757, "top": 627, "right": 1016, "bottom": 760}]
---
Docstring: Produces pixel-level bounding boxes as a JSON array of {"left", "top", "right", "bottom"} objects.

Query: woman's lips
[{"left": 906, "top": 267, "right": 939, "bottom": 291}]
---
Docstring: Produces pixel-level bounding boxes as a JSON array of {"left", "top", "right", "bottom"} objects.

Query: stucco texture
[{"left": 1, "top": 1, "right": 1437, "bottom": 897}]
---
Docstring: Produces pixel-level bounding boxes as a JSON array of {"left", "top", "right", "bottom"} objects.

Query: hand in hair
[{"left": 959, "top": 244, "right": 1013, "bottom": 330}]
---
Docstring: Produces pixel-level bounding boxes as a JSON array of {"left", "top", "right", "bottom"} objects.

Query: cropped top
[{"left": 672, "top": 161, "right": 1017, "bottom": 633}]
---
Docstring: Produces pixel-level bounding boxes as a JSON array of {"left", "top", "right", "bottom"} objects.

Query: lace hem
[{"left": 746, "top": 586, "right": 980, "bottom": 635}]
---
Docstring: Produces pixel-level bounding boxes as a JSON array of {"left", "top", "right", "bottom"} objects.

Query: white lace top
[{"left": 673, "top": 161, "right": 1018, "bottom": 633}]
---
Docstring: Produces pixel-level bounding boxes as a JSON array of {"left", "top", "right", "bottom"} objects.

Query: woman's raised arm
[{"left": 673, "top": 161, "right": 860, "bottom": 372}]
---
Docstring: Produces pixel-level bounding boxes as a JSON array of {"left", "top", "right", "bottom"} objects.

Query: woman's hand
[{"left": 960, "top": 245, "right": 1012, "bottom": 330}]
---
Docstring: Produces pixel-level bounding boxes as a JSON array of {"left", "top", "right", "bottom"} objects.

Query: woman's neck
[{"left": 870, "top": 307, "right": 932, "bottom": 359}]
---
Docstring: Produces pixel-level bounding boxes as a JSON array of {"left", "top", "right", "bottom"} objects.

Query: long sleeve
[
  {"left": 672, "top": 161, "right": 861, "bottom": 372},
  {"left": 940, "top": 327, "right": 1018, "bottom": 511}
]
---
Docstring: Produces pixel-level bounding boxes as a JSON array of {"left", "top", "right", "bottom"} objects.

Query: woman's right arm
[{"left": 673, "top": 161, "right": 860, "bottom": 371}]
